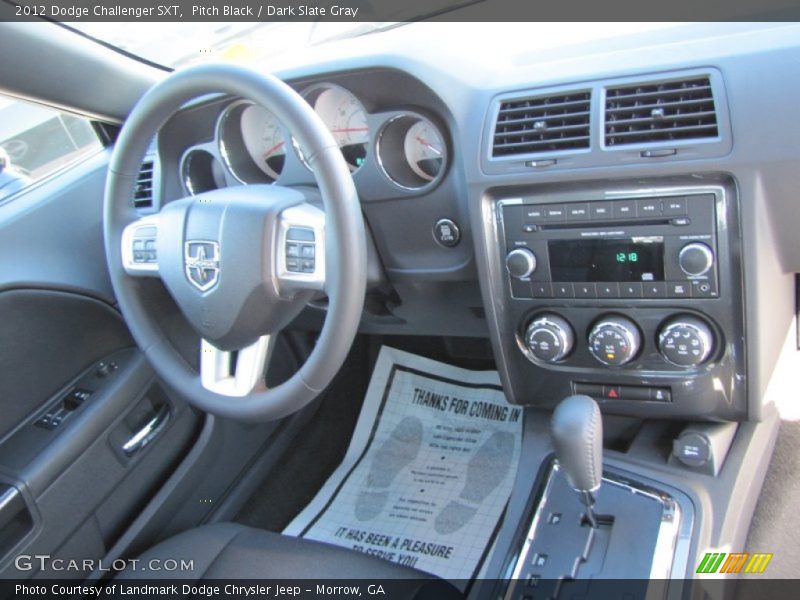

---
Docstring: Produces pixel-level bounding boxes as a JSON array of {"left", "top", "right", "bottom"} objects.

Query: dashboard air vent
[
  {"left": 492, "top": 91, "right": 591, "bottom": 157},
  {"left": 605, "top": 76, "right": 718, "bottom": 147},
  {"left": 134, "top": 160, "right": 154, "bottom": 209}
]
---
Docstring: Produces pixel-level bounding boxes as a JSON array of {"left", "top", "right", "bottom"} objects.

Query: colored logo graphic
[{"left": 696, "top": 552, "right": 773, "bottom": 574}]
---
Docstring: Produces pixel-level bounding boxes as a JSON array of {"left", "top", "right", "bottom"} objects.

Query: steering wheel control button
[
  {"left": 679, "top": 242, "right": 715, "bottom": 277},
  {"left": 658, "top": 316, "right": 715, "bottom": 367},
  {"left": 588, "top": 316, "right": 641, "bottom": 366},
  {"left": 524, "top": 314, "right": 574, "bottom": 363},
  {"left": 433, "top": 218, "right": 461, "bottom": 247},
  {"left": 505, "top": 248, "right": 537, "bottom": 279},
  {"left": 132, "top": 233, "right": 157, "bottom": 264},
  {"left": 285, "top": 228, "right": 317, "bottom": 273}
]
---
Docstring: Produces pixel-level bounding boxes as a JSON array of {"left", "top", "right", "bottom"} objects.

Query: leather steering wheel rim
[{"left": 103, "top": 63, "right": 367, "bottom": 422}]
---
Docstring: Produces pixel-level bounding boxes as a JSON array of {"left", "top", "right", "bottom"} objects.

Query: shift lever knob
[{"left": 551, "top": 395, "right": 603, "bottom": 524}]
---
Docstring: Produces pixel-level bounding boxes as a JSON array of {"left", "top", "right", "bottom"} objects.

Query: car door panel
[{"left": 0, "top": 149, "right": 201, "bottom": 578}]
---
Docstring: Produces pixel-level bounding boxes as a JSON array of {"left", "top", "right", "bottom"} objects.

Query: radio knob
[
  {"left": 679, "top": 242, "right": 714, "bottom": 277},
  {"left": 588, "top": 316, "right": 641, "bottom": 366},
  {"left": 658, "top": 316, "right": 715, "bottom": 367},
  {"left": 524, "top": 314, "right": 574, "bottom": 363},
  {"left": 506, "top": 248, "right": 537, "bottom": 279}
]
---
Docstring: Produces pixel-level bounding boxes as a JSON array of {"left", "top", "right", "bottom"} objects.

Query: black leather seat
[{"left": 119, "top": 523, "right": 461, "bottom": 598}]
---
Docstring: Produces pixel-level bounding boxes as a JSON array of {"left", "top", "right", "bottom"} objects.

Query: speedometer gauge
[
  {"left": 303, "top": 84, "right": 369, "bottom": 171},
  {"left": 240, "top": 104, "right": 286, "bottom": 181}
]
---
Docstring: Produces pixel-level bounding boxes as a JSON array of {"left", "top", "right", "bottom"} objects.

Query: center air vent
[
  {"left": 134, "top": 160, "right": 154, "bottom": 209},
  {"left": 605, "top": 76, "right": 718, "bottom": 147},
  {"left": 492, "top": 91, "right": 591, "bottom": 157}
]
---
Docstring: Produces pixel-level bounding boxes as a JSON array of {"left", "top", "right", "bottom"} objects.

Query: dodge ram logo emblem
[{"left": 184, "top": 241, "right": 220, "bottom": 291}]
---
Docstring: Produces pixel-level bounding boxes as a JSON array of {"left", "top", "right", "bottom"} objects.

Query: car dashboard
[{"left": 140, "top": 22, "right": 800, "bottom": 423}]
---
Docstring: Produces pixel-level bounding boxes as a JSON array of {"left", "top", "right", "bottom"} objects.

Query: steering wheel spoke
[
  {"left": 200, "top": 335, "right": 274, "bottom": 397},
  {"left": 121, "top": 214, "right": 160, "bottom": 276},
  {"left": 275, "top": 203, "right": 326, "bottom": 295}
]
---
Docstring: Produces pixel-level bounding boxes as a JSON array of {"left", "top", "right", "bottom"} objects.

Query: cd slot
[{"left": 530, "top": 217, "right": 689, "bottom": 232}]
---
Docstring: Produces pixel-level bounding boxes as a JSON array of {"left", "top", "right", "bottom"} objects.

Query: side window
[{"left": 0, "top": 94, "right": 103, "bottom": 202}]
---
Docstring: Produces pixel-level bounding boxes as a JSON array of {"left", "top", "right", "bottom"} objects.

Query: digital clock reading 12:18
[{"left": 616, "top": 252, "right": 639, "bottom": 263}]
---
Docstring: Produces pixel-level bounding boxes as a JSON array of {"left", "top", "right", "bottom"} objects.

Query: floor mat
[{"left": 284, "top": 346, "right": 522, "bottom": 584}]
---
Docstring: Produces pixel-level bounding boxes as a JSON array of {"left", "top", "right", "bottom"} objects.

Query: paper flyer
[{"left": 284, "top": 346, "right": 523, "bottom": 584}]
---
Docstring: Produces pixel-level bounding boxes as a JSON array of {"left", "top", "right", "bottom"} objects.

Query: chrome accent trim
[
  {"left": 200, "top": 335, "right": 273, "bottom": 397},
  {"left": 505, "top": 463, "right": 687, "bottom": 600},
  {"left": 121, "top": 405, "right": 171, "bottom": 457},
  {"left": 184, "top": 240, "right": 220, "bottom": 292},
  {"left": 375, "top": 112, "right": 447, "bottom": 193}
]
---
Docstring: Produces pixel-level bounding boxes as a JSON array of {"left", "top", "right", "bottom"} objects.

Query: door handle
[{"left": 121, "top": 405, "right": 171, "bottom": 457}]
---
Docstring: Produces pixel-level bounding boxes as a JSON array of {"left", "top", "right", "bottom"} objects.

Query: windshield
[
  {"left": 69, "top": 22, "right": 404, "bottom": 69},
  {"left": 68, "top": 20, "right": 693, "bottom": 73}
]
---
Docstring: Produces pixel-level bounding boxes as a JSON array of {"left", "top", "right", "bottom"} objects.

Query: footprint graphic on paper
[
  {"left": 355, "top": 416, "right": 423, "bottom": 521},
  {"left": 434, "top": 431, "right": 515, "bottom": 535}
]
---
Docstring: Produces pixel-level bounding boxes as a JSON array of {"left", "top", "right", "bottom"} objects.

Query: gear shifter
[{"left": 551, "top": 394, "right": 603, "bottom": 527}]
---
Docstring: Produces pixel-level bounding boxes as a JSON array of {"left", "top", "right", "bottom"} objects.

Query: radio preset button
[
  {"left": 643, "top": 282, "right": 668, "bottom": 298},
  {"left": 620, "top": 282, "right": 643, "bottom": 298},
  {"left": 575, "top": 283, "right": 597, "bottom": 298},
  {"left": 553, "top": 283, "right": 574, "bottom": 298},
  {"left": 531, "top": 283, "right": 553, "bottom": 298},
  {"left": 597, "top": 283, "right": 620, "bottom": 298}
]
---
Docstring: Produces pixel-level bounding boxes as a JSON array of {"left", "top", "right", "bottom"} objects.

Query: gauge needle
[
  {"left": 416, "top": 136, "right": 442, "bottom": 155},
  {"left": 263, "top": 141, "right": 285, "bottom": 158}
]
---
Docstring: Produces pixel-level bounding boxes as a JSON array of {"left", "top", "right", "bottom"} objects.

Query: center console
[{"left": 486, "top": 177, "right": 746, "bottom": 420}]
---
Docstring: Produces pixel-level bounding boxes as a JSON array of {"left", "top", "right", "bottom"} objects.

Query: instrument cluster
[{"left": 179, "top": 82, "right": 449, "bottom": 198}]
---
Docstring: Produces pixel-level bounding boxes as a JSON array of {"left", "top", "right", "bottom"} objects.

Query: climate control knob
[
  {"left": 679, "top": 242, "right": 714, "bottom": 277},
  {"left": 588, "top": 316, "right": 641, "bottom": 366},
  {"left": 506, "top": 248, "right": 537, "bottom": 279},
  {"left": 524, "top": 314, "right": 574, "bottom": 363},
  {"left": 658, "top": 316, "right": 715, "bottom": 367}
]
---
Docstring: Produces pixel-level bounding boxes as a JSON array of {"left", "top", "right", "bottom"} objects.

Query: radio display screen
[{"left": 548, "top": 239, "right": 665, "bottom": 282}]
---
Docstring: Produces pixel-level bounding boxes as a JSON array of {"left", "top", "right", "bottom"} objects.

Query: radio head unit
[{"left": 500, "top": 193, "right": 718, "bottom": 300}]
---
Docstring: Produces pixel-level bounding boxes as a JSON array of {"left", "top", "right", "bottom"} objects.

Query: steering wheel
[{"left": 104, "top": 64, "right": 367, "bottom": 421}]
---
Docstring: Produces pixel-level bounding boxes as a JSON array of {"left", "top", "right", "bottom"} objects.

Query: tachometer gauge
[
  {"left": 303, "top": 84, "right": 369, "bottom": 171},
  {"left": 403, "top": 119, "right": 445, "bottom": 182},
  {"left": 240, "top": 104, "right": 286, "bottom": 181},
  {"left": 217, "top": 100, "right": 285, "bottom": 184}
]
